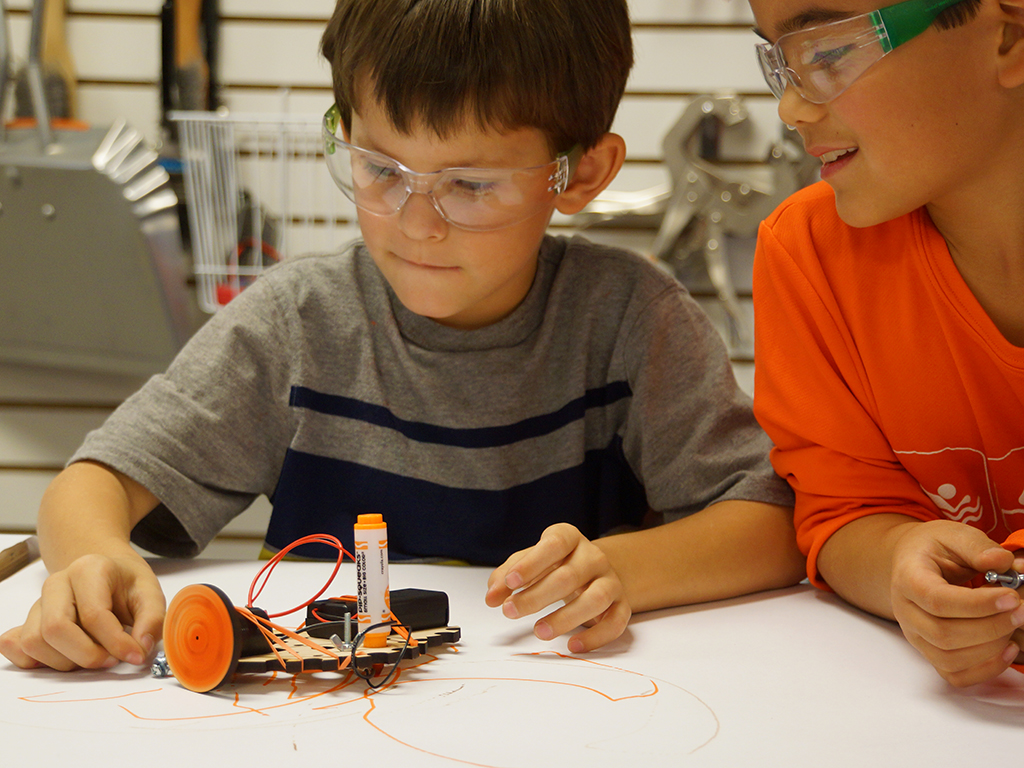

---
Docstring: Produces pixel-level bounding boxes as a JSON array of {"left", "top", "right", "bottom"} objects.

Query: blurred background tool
[
  {"left": 12, "top": 0, "right": 75, "bottom": 120},
  {"left": 574, "top": 93, "right": 818, "bottom": 355},
  {"left": 0, "top": 0, "right": 197, "bottom": 376}
]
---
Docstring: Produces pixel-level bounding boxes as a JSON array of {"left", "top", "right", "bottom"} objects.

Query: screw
[
  {"left": 150, "top": 651, "right": 171, "bottom": 677},
  {"left": 985, "top": 570, "right": 1024, "bottom": 589},
  {"left": 331, "top": 611, "right": 355, "bottom": 652}
]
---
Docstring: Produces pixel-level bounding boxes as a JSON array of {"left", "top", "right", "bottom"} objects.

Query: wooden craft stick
[{"left": 0, "top": 536, "right": 41, "bottom": 583}]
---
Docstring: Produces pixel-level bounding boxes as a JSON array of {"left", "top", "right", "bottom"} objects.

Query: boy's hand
[
  {"left": 888, "top": 520, "right": 1024, "bottom": 687},
  {"left": 485, "top": 523, "right": 630, "bottom": 653},
  {"left": 0, "top": 552, "right": 165, "bottom": 671}
]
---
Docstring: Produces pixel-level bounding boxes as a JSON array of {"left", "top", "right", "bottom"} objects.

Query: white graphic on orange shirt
[
  {"left": 920, "top": 483, "right": 983, "bottom": 524},
  {"left": 1002, "top": 488, "right": 1024, "bottom": 521},
  {"left": 892, "top": 444, "right": 1024, "bottom": 539}
]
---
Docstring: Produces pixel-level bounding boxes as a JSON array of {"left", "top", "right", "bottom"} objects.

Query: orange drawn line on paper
[
  {"left": 20, "top": 689, "right": 161, "bottom": 704},
  {"left": 120, "top": 673, "right": 361, "bottom": 722},
  {"left": 508, "top": 653, "right": 720, "bottom": 754},
  {"left": 359, "top": 695, "right": 501, "bottom": 768},
  {"left": 347, "top": 657, "right": 665, "bottom": 768},
  {"left": 233, "top": 691, "right": 269, "bottom": 716},
  {"left": 515, "top": 650, "right": 654, "bottom": 678},
  {"left": 385, "top": 675, "right": 658, "bottom": 703}
]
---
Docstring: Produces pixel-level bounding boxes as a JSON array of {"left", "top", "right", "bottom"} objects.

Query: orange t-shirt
[{"left": 753, "top": 182, "right": 1024, "bottom": 587}]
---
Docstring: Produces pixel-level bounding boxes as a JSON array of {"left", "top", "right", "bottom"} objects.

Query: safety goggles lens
[
  {"left": 756, "top": 16, "right": 888, "bottom": 104},
  {"left": 754, "top": 0, "right": 966, "bottom": 104},
  {"left": 322, "top": 108, "right": 574, "bottom": 232}
]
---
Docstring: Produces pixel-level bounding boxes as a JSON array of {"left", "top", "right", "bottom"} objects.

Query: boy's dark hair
[
  {"left": 935, "top": 0, "right": 982, "bottom": 29},
  {"left": 320, "top": 0, "right": 633, "bottom": 152}
]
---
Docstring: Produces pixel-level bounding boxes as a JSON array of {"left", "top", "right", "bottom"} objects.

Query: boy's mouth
[
  {"left": 395, "top": 253, "right": 459, "bottom": 271},
  {"left": 819, "top": 148, "right": 857, "bottom": 165}
]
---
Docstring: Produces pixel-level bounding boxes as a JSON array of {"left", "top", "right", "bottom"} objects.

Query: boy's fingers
[
  {"left": 926, "top": 639, "right": 1018, "bottom": 688},
  {"left": 127, "top": 599, "right": 165, "bottom": 660},
  {"left": 933, "top": 530, "right": 1013, "bottom": 581},
  {"left": 485, "top": 556, "right": 523, "bottom": 606},
  {"left": 37, "top": 575, "right": 119, "bottom": 670},
  {"left": 533, "top": 577, "right": 621, "bottom": 641},
  {"left": 565, "top": 601, "right": 631, "bottom": 653},
  {"left": 501, "top": 524, "right": 581, "bottom": 590},
  {"left": 119, "top": 574, "right": 166, "bottom": 663},
  {"left": 909, "top": 618, "right": 1011, "bottom": 671},
  {"left": 0, "top": 625, "right": 42, "bottom": 669},
  {"left": 504, "top": 550, "right": 610, "bottom": 619},
  {"left": 902, "top": 564, "right": 1021, "bottom": 619}
]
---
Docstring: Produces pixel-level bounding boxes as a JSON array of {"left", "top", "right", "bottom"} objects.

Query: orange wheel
[{"left": 163, "top": 584, "right": 242, "bottom": 693}]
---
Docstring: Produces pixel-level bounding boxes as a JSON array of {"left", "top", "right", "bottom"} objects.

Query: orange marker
[{"left": 354, "top": 514, "right": 390, "bottom": 647}]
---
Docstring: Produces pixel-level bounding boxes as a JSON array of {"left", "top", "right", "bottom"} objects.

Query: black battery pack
[{"left": 304, "top": 588, "right": 450, "bottom": 638}]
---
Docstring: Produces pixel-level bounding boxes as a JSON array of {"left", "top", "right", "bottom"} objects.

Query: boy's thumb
[{"left": 953, "top": 525, "right": 1015, "bottom": 572}]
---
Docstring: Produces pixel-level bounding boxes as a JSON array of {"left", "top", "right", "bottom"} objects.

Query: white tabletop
[{"left": 1, "top": 533, "right": 1022, "bottom": 765}]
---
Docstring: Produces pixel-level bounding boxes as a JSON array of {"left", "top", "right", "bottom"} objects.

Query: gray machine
[{"left": 0, "top": 0, "right": 196, "bottom": 376}]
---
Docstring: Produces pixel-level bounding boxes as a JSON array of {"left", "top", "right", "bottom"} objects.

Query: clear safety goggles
[
  {"left": 755, "top": 0, "right": 966, "bottom": 104},
  {"left": 322, "top": 105, "right": 580, "bottom": 232}
]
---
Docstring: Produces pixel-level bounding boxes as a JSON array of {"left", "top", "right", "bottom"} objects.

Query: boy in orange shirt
[{"left": 748, "top": 0, "right": 1024, "bottom": 686}]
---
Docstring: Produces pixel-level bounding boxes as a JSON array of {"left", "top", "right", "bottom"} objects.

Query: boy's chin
[{"left": 831, "top": 189, "right": 907, "bottom": 230}]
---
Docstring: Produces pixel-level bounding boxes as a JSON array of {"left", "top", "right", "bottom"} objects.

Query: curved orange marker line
[
  {"left": 121, "top": 673, "right": 361, "bottom": 722},
  {"left": 21, "top": 689, "right": 161, "bottom": 703},
  {"left": 360, "top": 696, "right": 502, "bottom": 768}
]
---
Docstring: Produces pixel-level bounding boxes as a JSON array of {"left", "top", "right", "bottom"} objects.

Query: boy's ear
[
  {"left": 554, "top": 133, "right": 626, "bottom": 215},
  {"left": 996, "top": 0, "right": 1024, "bottom": 87}
]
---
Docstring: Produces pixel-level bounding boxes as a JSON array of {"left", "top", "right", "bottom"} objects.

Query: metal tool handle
[
  {"left": 25, "top": 0, "right": 54, "bottom": 149},
  {"left": 0, "top": 0, "right": 10, "bottom": 142}
]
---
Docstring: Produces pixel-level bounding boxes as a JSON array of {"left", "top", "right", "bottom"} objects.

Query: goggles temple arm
[
  {"left": 875, "top": 0, "right": 966, "bottom": 50},
  {"left": 550, "top": 144, "right": 584, "bottom": 194}
]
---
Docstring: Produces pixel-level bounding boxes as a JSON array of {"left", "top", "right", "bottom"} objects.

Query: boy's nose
[
  {"left": 777, "top": 84, "right": 826, "bottom": 127},
  {"left": 398, "top": 191, "right": 449, "bottom": 240}
]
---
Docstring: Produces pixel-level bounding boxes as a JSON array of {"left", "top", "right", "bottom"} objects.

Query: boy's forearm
[
  {"left": 815, "top": 513, "right": 922, "bottom": 621},
  {"left": 37, "top": 461, "right": 159, "bottom": 571},
  {"left": 594, "top": 500, "right": 806, "bottom": 613}
]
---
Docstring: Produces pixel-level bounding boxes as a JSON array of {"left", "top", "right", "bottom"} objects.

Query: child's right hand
[
  {"left": 485, "top": 523, "right": 631, "bottom": 653},
  {"left": 887, "top": 519, "right": 1024, "bottom": 687},
  {"left": 0, "top": 552, "right": 165, "bottom": 671}
]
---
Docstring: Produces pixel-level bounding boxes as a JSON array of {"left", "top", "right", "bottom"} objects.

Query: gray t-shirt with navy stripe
[{"left": 72, "top": 234, "right": 792, "bottom": 563}]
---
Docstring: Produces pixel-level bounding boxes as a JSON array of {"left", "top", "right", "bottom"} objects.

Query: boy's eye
[
  {"left": 449, "top": 177, "right": 499, "bottom": 197},
  {"left": 353, "top": 154, "right": 399, "bottom": 183},
  {"left": 808, "top": 44, "right": 852, "bottom": 70},
  {"left": 365, "top": 161, "right": 398, "bottom": 181}
]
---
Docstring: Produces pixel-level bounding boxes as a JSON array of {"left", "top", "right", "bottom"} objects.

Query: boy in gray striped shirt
[{"left": 1, "top": 0, "right": 803, "bottom": 673}]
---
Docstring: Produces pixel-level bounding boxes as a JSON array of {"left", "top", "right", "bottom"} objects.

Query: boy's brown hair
[
  {"left": 320, "top": 0, "right": 633, "bottom": 152},
  {"left": 936, "top": 0, "right": 982, "bottom": 29}
]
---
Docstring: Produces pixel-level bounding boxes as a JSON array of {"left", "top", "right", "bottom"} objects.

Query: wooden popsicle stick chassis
[
  {"left": 163, "top": 582, "right": 460, "bottom": 691},
  {"left": 234, "top": 625, "right": 462, "bottom": 676}
]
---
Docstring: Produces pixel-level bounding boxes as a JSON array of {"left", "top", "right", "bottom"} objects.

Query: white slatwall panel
[{"left": 0, "top": 0, "right": 779, "bottom": 551}]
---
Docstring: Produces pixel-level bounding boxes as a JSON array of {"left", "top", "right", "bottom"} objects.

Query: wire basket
[{"left": 170, "top": 111, "right": 358, "bottom": 313}]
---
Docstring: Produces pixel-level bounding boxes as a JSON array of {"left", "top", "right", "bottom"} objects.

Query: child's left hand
[{"left": 485, "top": 523, "right": 631, "bottom": 652}]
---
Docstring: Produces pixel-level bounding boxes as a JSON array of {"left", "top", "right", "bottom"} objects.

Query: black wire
[
  {"left": 296, "top": 620, "right": 352, "bottom": 638},
  {"left": 349, "top": 620, "right": 412, "bottom": 690}
]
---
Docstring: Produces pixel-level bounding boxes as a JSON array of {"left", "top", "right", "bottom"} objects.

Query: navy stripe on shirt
[
  {"left": 288, "top": 382, "right": 632, "bottom": 449},
  {"left": 265, "top": 442, "right": 648, "bottom": 564}
]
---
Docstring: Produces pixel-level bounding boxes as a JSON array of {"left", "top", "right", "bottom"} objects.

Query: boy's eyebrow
[
  {"left": 753, "top": 7, "right": 860, "bottom": 41},
  {"left": 349, "top": 131, "right": 539, "bottom": 171},
  {"left": 350, "top": 140, "right": 505, "bottom": 171}
]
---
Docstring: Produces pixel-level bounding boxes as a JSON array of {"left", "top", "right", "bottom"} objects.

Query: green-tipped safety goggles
[
  {"left": 756, "top": 0, "right": 967, "bottom": 104},
  {"left": 322, "top": 105, "right": 582, "bottom": 232}
]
